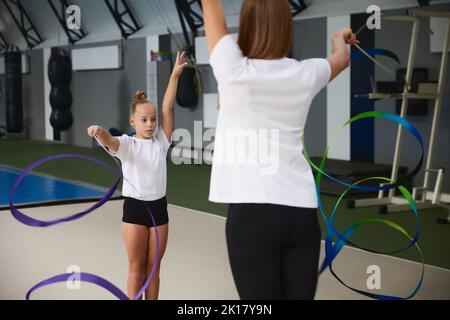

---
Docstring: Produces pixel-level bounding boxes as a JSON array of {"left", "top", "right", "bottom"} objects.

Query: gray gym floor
[{"left": 1, "top": 200, "right": 449, "bottom": 300}]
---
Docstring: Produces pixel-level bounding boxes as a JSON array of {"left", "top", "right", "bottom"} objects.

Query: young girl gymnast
[{"left": 87, "top": 51, "right": 187, "bottom": 300}]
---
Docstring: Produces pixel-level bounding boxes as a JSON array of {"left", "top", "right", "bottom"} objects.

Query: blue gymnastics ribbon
[
  {"left": 351, "top": 48, "right": 401, "bottom": 64},
  {"left": 304, "top": 111, "right": 424, "bottom": 300}
]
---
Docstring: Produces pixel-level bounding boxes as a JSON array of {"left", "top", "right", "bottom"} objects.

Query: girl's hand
[
  {"left": 87, "top": 125, "right": 103, "bottom": 138},
  {"left": 171, "top": 51, "right": 188, "bottom": 78}
]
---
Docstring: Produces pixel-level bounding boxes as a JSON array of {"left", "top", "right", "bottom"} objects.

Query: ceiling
[{"left": 0, "top": 0, "right": 449, "bottom": 50}]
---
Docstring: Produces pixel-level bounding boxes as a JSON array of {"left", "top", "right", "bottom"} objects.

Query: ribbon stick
[{"left": 353, "top": 43, "right": 397, "bottom": 76}]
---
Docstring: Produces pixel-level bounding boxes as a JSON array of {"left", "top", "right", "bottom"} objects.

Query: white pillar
[
  {"left": 327, "top": 15, "right": 351, "bottom": 160},
  {"left": 146, "top": 36, "right": 159, "bottom": 116}
]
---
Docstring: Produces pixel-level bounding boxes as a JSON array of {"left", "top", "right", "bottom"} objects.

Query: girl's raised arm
[{"left": 161, "top": 51, "right": 187, "bottom": 141}]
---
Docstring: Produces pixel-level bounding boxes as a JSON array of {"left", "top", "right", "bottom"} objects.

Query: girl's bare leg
[
  {"left": 122, "top": 222, "right": 149, "bottom": 300},
  {"left": 145, "top": 224, "right": 169, "bottom": 300}
]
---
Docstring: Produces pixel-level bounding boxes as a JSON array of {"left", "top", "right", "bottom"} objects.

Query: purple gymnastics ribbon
[{"left": 9, "top": 148, "right": 159, "bottom": 300}]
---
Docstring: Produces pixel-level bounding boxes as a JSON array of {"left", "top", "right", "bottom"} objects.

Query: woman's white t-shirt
[
  {"left": 209, "top": 34, "right": 331, "bottom": 208},
  {"left": 109, "top": 127, "right": 171, "bottom": 201}
]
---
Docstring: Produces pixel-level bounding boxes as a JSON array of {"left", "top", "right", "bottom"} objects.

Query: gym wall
[
  {"left": 69, "top": 38, "right": 146, "bottom": 147},
  {"left": 0, "top": 50, "right": 46, "bottom": 140},
  {"left": 1, "top": 39, "right": 146, "bottom": 147}
]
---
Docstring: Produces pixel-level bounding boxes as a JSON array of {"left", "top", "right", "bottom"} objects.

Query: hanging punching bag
[
  {"left": 4, "top": 51, "right": 23, "bottom": 134},
  {"left": 48, "top": 47, "right": 73, "bottom": 139},
  {"left": 176, "top": 66, "right": 198, "bottom": 108}
]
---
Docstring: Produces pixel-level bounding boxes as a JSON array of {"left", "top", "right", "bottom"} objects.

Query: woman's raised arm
[{"left": 201, "top": 0, "right": 229, "bottom": 53}]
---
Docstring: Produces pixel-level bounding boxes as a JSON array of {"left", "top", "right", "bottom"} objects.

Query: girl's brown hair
[
  {"left": 238, "top": 0, "right": 293, "bottom": 60},
  {"left": 131, "top": 90, "right": 150, "bottom": 114}
]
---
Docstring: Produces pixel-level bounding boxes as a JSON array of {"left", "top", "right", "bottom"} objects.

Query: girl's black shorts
[{"left": 122, "top": 196, "right": 169, "bottom": 228}]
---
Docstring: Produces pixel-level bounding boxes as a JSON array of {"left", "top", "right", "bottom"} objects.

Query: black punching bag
[
  {"left": 4, "top": 51, "right": 23, "bottom": 134},
  {"left": 48, "top": 47, "right": 73, "bottom": 139},
  {"left": 176, "top": 66, "right": 198, "bottom": 108}
]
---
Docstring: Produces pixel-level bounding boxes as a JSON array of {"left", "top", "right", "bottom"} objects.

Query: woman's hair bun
[{"left": 134, "top": 90, "right": 147, "bottom": 100}]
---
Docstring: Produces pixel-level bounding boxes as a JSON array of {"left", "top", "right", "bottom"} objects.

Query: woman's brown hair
[
  {"left": 238, "top": 0, "right": 293, "bottom": 59},
  {"left": 130, "top": 90, "right": 150, "bottom": 114}
]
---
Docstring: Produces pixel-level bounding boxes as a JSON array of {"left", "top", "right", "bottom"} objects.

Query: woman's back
[{"left": 209, "top": 35, "right": 331, "bottom": 208}]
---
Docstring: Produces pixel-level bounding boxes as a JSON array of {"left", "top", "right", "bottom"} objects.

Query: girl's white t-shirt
[
  {"left": 109, "top": 127, "right": 171, "bottom": 201},
  {"left": 209, "top": 34, "right": 331, "bottom": 208}
]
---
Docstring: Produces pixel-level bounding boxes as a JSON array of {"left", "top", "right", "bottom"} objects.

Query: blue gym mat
[{"left": 0, "top": 166, "right": 107, "bottom": 206}]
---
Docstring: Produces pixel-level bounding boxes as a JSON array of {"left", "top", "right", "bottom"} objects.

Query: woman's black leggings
[{"left": 226, "top": 203, "right": 321, "bottom": 300}]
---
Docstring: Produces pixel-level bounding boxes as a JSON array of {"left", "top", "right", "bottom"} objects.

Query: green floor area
[{"left": 1, "top": 139, "right": 449, "bottom": 270}]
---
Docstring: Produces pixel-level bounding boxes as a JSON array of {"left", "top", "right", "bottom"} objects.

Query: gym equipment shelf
[
  {"left": 367, "top": 92, "right": 439, "bottom": 100},
  {"left": 350, "top": 9, "right": 450, "bottom": 224}
]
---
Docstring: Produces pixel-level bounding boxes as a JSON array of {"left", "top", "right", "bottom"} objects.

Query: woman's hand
[
  {"left": 336, "top": 28, "right": 360, "bottom": 46},
  {"left": 328, "top": 28, "right": 358, "bottom": 82},
  {"left": 201, "top": 0, "right": 229, "bottom": 53},
  {"left": 87, "top": 125, "right": 104, "bottom": 138},
  {"left": 171, "top": 51, "right": 188, "bottom": 79}
]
